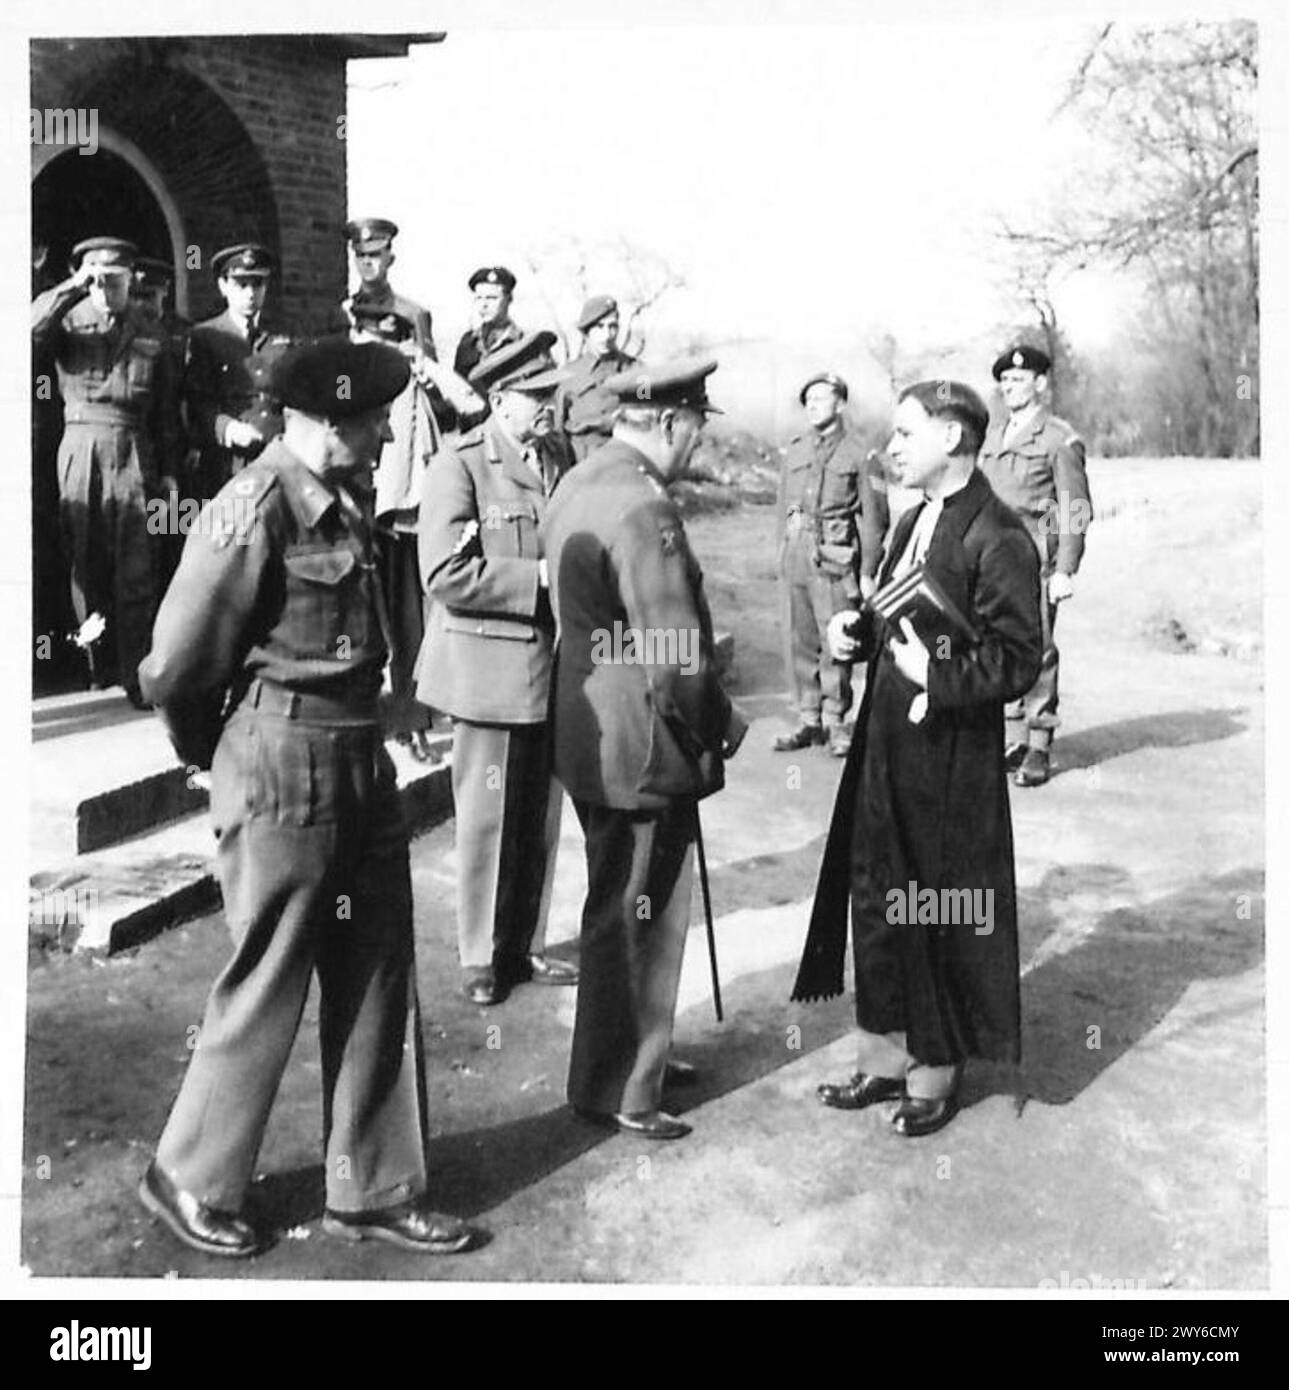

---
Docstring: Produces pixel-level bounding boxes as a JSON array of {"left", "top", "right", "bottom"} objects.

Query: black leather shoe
[
  {"left": 323, "top": 1199, "right": 478, "bottom": 1254},
  {"left": 1003, "top": 742, "right": 1028, "bottom": 773},
  {"left": 817, "top": 1071, "right": 904, "bottom": 1110},
  {"left": 571, "top": 1106, "right": 692, "bottom": 1140},
  {"left": 663, "top": 1058, "right": 699, "bottom": 1087},
  {"left": 1013, "top": 747, "right": 1051, "bottom": 787},
  {"left": 890, "top": 1094, "right": 959, "bottom": 1138},
  {"left": 523, "top": 953, "right": 580, "bottom": 986},
  {"left": 462, "top": 968, "right": 502, "bottom": 1006},
  {"left": 773, "top": 725, "right": 826, "bottom": 752},
  {"left": 138, "top": 1162, "right": 264, "bottom": 1258}
]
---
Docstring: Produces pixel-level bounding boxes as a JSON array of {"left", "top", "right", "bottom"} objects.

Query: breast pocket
[
  {"left": 282, "top": 546, "right": 372, "bottom": 658},
  {"left": 501, "top": 500, "right": 539, "bottom": 558}
]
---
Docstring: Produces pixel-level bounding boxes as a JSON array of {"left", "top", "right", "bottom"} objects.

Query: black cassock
[{"left": 792, "top": 468, "right": 1044, "bottom": 1067}]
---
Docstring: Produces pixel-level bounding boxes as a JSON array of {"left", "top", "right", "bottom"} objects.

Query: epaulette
[
  {"left": 221, "top": 463, "right": 280, "bottom": 511},
  {"left": 1045, "top": 414, "right": 1085, "bottom": 450}
]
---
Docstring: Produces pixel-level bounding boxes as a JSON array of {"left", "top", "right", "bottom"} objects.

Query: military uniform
[
  {"left": 978, "top": 401, "right": 1091, "bottom": 754},
  {"left": 416, "top": 332, "right": 571, "bottom": 999},
  {"left": 778, "top": 414, "right": 889, "bottom": 738},
  {"left": 184, "top": 309, "right": 292, "bottom": 496},
  {"left": 541, "top": 359, "right": 741, "bottom": 1124},
  {"left": 451, "top": 265, "right": 522, "bottom": 429},
  {"left": 32, "top": 241, "right": 182, "bottom": 694},
  {"left": 136, "top": 341, "right": 468, "bottom": 1254},
  {"left": 556, "top": 346, "right": 638, "bottom": 463}
]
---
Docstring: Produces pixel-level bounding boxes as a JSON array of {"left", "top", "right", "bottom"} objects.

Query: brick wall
[{"left": 31, "top": 37, "right": 353, "bottom": 333}]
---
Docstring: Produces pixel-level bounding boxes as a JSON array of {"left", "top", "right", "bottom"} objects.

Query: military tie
[{"left": 334, "top": 481, "right": 395, "bottom": 655}]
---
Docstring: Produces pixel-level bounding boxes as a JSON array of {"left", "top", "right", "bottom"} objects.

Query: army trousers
[
  {"left": 780, "top": 563, "right": 854, "bottom": 729},
  {"left": 450, "top": 720, "right": 562, "bottom": 975},
  {"left": 57, "top": 421, "right": 157, "bottom": 687},
  {"left": 1005, "top": 578, "right": 1060, "bottom": 749},
  {"left": 155, "top": 709, "right": 432, "bottom": 1214},
  {"left": 380, "top": 532, "right": 433, "bottom": 736},
  {"left": 567, "top": 799, "right": 696, "bottom": 1116}
]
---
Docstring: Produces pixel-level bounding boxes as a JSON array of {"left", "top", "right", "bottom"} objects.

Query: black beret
[
  {"left": 469, "top": 330, "right": 559, "bottom": 393},
  {"left": 212, "top": 243, "right": 275, "bottom": 280},
  {"left": 577, "top": 294, "right": 618, "bottom": 332},
  {"left": 604, "top": 356, "right": 722, "bottom": 414},
  {"left": 992, "top": 344, "right": 1051, "bottom": 379},
  {"left": 273, "top": 336, "right": 411, "bottom": 420},
  {"left": 799, "top": 371, "right": 849, "bottom": 406},
  {"left": 71, "top": 237, "right": 137, "bottom": 271},
  {"left": 346, "top": 218, "right": 399, "bottom": 251},
  {"left": 468, "top": 265, "right": 517, "bottom": 293}
]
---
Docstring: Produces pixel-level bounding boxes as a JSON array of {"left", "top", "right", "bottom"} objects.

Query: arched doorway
[{"left": 31, "top": 137, "right": 185, "bottom": 695}]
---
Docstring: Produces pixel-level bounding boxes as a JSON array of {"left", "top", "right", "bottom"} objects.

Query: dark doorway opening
[{"left": 32, "top": 148, "right": 174, "bottom": 697}]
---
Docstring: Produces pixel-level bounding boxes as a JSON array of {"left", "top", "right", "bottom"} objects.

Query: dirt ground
[{"left": 19, "top": 458, "right": 1265, "bottom": 1288}]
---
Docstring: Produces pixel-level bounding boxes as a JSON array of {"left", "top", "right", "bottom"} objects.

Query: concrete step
[{"left": 29, "top": 736, "right": 455, "bottom": 955}]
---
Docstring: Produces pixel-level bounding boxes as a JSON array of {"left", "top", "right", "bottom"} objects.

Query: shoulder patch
[{"left": 219, "top": 465, "right": 278, "bottom": 511}]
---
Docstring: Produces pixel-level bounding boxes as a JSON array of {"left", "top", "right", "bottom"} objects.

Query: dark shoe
[
  {"left": 522, "top": 953, "right": 580, "bottom": 986},
  {"left": 1013, "top": 747, "right": 1051, "bottom": 787},
  {"left": 323, "top": 1199, "right": 478, "bottom": 1254},
  {"left": 827, "top": 727, "right": 852, "bottom": 758},
  {"left": 773, "top": 724, "right": 826, "bottom": 752},
  {"left": 571, "top": 1106, "right": 692, "bottom": 1140},
  {"left": 890, "top": 1094, "right": 959, "bottom": 1138},
  {"left": 462, "top": 968, "right": 503, "bottom": 1006},
  {"left": 138, "top": 1162, "right": 264, "bottom": 1258},
  {"left": 817, "top": 1071, "right": 904, "bottom": 1111},
  {"left": 1003, "top": 742, "right": 1028, "bottom": 773},
  {"left": 663, "top": 1058, "right": 699, "bottom": 1088}
]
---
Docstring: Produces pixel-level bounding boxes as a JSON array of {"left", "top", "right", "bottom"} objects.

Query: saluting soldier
[
  {"left": 774, "top": 372, "right": 889, "bottom": 758},
  {"left": 541, "top": 358, "right": 749, "bottom": 1141},
  {"left": 136, "top": 337, "right": 479, "bottom": 1260},
  {"left": 978, "top": 344, "right": 1093, "bottom": 787},
  {"left": 417, "top": 330, "right": 580, "bottom": 1006},
  {"left": 32, "top": 236, "right": 183, "bottom": 704},
  {"left": 184, "top": 243, "right": 292, "bottom": 499},
  {"left": 555, "top": 294, "right": 638, "bottom": 463}
]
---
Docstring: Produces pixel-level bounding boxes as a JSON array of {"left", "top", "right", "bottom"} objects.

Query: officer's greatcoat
[{"left": 791, "top": 469, "right": 1043, "bottom": 1066}]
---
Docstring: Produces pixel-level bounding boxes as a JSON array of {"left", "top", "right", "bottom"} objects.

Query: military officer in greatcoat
[
  {"left": 555, "top": 294, "right": 638, "bottom": 463},
  {"left": 136, "top": 337, "right": 480, "bottom": 1259},
  {"left": 541, "top": 358, "right": 749, "bottom": 1141},
  {"left": 774, "top": 372, "right": 889, "bottom": 758},
  {"left": 978, "top": 344, "right": 1093, "bottom": 787},
  {"left": 184, "top": 243, "right": 293, "bottom": 499},
  {"left": 417, "top": 330, "right": 580, "bottom": 1006},
  {"left": 32, "top": 236, "right": 183, "bottom": 703}
]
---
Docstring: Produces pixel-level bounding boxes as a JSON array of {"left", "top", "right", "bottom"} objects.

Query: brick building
[{"left": 31, "top": 33, "right": 443, "bottom": 690}]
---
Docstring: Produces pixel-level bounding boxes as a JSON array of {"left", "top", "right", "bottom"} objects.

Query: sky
[{"left": 345, "top": 13, "right": 1131, "bottom": 423}]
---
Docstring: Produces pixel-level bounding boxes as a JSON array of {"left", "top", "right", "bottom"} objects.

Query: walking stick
[{"left": 693, "top": 801, "right": 723, "bottom": 1022}]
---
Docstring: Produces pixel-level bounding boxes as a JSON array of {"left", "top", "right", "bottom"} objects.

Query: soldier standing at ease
[
  {"left": 184, "top": 243, "right": 292, "bottom": 499},
  {"left": 555, "top": 295, "right": 638, "bottom": 463},
  {"left": 541, "top": 358, "right": 749, "bottom": 1141},
  {"left": 978, "top": 344, "right": 1093, "bottom": 788},
  {"left": 417, "top": 330, "right": 580, "bottom": 1006},
  {"left": 136, "top": 337, "right": 479, "bottom": 1260},
  {"left": 32, "top": 236, "right": 182, "bottom": 704},
  {"left": 339, "top": 218, "right": 435, "bottom": 353},
  {"left": 774, "top": 372, "right": 889, "bottom": 758}
]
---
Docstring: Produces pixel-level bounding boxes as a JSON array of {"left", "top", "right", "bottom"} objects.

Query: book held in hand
[{"left": 864, "top": 563, "right": 980, "bottom": 647}]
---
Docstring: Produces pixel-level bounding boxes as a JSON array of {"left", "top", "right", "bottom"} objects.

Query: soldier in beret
[
  {"left": 32, "top": 236, "right": 183, "bottom": 704},
  {"left": 541, "top": 357, "right": 749, "bottom": 1141},
  {"left": 774, "top": 372, "right": 889, "bottom": 757},
  {"left": 417, "top": 330, "right": 580, "bottom": 1006},
  {"left": 136, "top": 336, "right": 480, "bottom": 1260},
  {"left": 554, "top": 295, "right": 638, "bottom": 464},
  {"left": 184, "top": 243, "right": 293, "bottom": 499},
  {"left": 978, "top": 344, "right": 1093, "bottom": 787},
  {"left": 451, "top": 267, "right": 523, "bottom": 421}
]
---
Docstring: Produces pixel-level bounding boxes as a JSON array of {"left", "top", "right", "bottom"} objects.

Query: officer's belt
[
  {"left": 63, "top": 402, "right": 144, "bottom": 428},
  {"left": 242, "top": 677, "right": 380, "bottom": 726}
]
